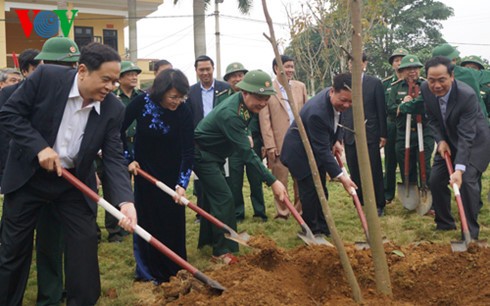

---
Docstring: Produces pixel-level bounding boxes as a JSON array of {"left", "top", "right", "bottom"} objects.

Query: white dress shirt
[{"left": 53, "top": 74, "right": 100, "bottom": 168}]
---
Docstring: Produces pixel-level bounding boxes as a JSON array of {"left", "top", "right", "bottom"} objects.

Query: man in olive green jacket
[{"left": 194, "top": 70, "right": 287, "bottom": 262}]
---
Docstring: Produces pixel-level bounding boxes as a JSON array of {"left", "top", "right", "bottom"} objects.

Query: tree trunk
[
  {"left": 350, "top": 0, "right": 392, "bottom": 296},
  {"left": 193, "top": 0, "right": 207, "bottom": 59}
]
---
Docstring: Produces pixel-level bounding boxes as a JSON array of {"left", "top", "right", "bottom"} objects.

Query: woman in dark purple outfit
[{"left": 121, "top": 69, "right": 193, "bottom": 283}]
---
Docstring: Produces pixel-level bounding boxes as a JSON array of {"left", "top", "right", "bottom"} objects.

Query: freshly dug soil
[{"left": 134, "top": 235, "right": 490, "bottom": 305}]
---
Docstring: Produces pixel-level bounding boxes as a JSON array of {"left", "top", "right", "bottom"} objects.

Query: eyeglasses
[{"left": 166, "top": 95, "right": 187, "bottom": 102}]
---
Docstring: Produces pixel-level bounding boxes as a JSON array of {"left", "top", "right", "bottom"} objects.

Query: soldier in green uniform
[
  {"left": 388, "top": 55, "right": 434, "bottom": 192},
  {"left": 461, "top": 55, "right": 490, "bottom": 118},
  {"left": 113, "top": 61, "right": 143, "bottom": 158},
  {"left": 217, "top": 63, "right": 268, "bottom": 222},
  {"left": 432, "top": 43, "right": 490, "bottom": 120},
  {"left": 383, "top": 48, "right": 408, "bottom": 203},
  {"left": 194, "top": 70, "right": 287, "bottom": 263}
]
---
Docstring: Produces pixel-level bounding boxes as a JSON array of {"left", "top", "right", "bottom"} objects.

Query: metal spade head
[
  {"left": 224, "top": 230, "right": 252, "bottom": 248},
  {"left": 397, "top": 182, "right": 420, "bottom": 210},
  {"left": 417, "top": 187, "right": 432, "bottom": 215},
  {"left": 297, "top": 224, "right": 334, "bottom": 247},
  {"left": 194, "top": 271, "right": 226, "bottom": 292}
]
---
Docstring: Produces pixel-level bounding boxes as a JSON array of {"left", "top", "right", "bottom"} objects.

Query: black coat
[
  {"left": 341, "top": 74, "right": 387, "bottom": 145},
  {"left": 185, "top": 79, "right": 230, "bottom": 129},
  {"left": 0, "top": 65, "right": 133, "bottom": 213},
  {"left": 422, "top": 79, "right": 490, "bottom": 172},
  {"left": 280, "top": 88, "right": 343, "bottom": 180}
]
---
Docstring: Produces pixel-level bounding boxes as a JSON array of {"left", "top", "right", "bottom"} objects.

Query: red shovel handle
[
  {"left": 61, "top": 169, "right": 203, "bottom": 276},
  {"left": 283, "top": 197, "right": 306, "bottom": 226},
  {"left": 443, "top": 152, "right": 470, "bottom": 235},
  {"left": 334, "top": 152, "right": 369, "bottom": 238},
  {"left": 136, "top": 168, "right": 231, "bottom": 232}
]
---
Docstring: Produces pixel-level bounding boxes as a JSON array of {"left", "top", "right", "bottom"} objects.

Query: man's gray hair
[{"left": 0, "top": 68, "right": 21, "bottom": 82}]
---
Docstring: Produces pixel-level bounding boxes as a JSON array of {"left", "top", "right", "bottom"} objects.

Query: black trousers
[
  {"left": 429, "top": 155, "right": 483, "bottom": 239},
  {"left": 297, "top": 172, "right": 329, "bottom": 235},
  {"left": 345, "top": 142, "right": 386, "bottom": 209},
  {"left": 0, "top": 169, "right": 100, "bottom": 306}
]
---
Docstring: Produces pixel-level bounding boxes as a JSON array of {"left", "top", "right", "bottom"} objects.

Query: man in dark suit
[
  {"left": 186, "top": 55, "right": 230, "bottom": 129},
  {"left": 422, "top": 56, "right": 490, "bottom": 239},
  {"left": 280, "top": 73, "right": 357, "bottom": 236},
  {"left": 0, "top": 43, "right": 137, "bottom": 306},
  {"left": 185, "top": 55, "right": 230, "bottom": 221},
  {"left": 344, "top": 53, "right": 387, "bottom": 216}
]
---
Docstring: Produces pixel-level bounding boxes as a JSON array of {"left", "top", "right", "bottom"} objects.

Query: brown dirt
[{"left": 133, "top": 235, "right": 490, "bottom": 305}]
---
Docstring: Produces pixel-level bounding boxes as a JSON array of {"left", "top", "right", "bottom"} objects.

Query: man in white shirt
[
  {"left": 259, "top": 55, "right": 308, "bottom": 219},
  {"left": 0, "top": 43, "right": 136, "bottom": 306}
]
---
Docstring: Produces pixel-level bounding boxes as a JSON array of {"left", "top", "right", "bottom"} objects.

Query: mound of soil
[{"left": 135, "top": 236, "right": 490, "bottom": 305}]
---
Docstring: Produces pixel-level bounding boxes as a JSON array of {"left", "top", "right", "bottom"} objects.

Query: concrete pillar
[
  {"left": 0, "top": 0, "right": 7, "bottom": 68},
  {"left": 128, "top": 0, "right": 137, "bottom": 62}
]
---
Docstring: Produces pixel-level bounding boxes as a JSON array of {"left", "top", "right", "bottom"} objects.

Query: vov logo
[{"left": 15, "top": 9, "right": 78, "bottom": 38}]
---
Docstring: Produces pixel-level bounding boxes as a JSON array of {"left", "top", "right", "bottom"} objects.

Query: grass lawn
[{"left": 2, "top": 167, "right": 488, "bottom": 305}]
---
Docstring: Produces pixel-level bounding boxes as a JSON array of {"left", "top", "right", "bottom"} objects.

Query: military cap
[
  {"left": 236, "top": 69, "right": 276, "bottom": 95},
  {"left": 389, "top": 48, "right": 409, "bottom": 65},
  {"left": 223, "top": 62, "right": 248, "bottom": 81},
  {"left": 461, "top": 55, "right": 485, "bottom": 70},
  {"left": 120, "top": 61, "right": 142, "bottom": 75},
  {"left": 432, "top": 43, "right": 460, "bottom": 60},
  {"left": 35, "top": 36, "right": 80, "bottom": 62},
  {"left": 398, "top": 54, "right": 423, "bottom": 70}
]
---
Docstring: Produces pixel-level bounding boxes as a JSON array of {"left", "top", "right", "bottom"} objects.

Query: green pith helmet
[
  {"left": 389, "top": 47, "right": 409, "bottom": 64},
  {"left": 461, "top": 55, "right": 485, "bottom": 70},
  {"left": 236, "top": 69, "right": 276, "bottom": 95},
  {"left": 432, "top": 43, "right": 460, "bottom": 60},
  {"left": 120, "top": 61, "right": 142, "bottom": 75},
  {"left": 398, "top": 54, "right": 423, "bottom": 70},
  {"left": 34, "top": 36, "right": 80, "bottom": 62},
  {"left": 223, "top": 62, "right": 248, "bottom": 81}
]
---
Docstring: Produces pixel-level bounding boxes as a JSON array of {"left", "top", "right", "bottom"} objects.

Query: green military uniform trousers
[
  {"left": 195, "top": 148, "right": 239, "bottom": 256},
  {"left": 395, "top": 125, "right": 434, "bottom": 184},
  {"left": 228, "top": 132, "right": 266, "bottom": 221},
  {"left": 384, "top": 118, "right": 397, "bottom": 201}
]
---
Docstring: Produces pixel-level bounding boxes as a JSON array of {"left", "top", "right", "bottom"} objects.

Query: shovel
[
  {"left": 397, "top": 114, "right": 419, "bottom": 210},
  {"left": 135, "top": 168, "right": 251, "bottom": 248},
  {"left": 282, "top": 197, "right": 333, "bottom": 247},
  {"left": 61, "top": 169, "right": 226, "bottom": 292},
  {"left": 334, "top": 152, "right": 370, "bottom": 249},
  {"left": 415, "top": 114, "right": 432, "bottom": 215},
  {"left": 443, "top": 152, "right": 472, "bottom": 252}
]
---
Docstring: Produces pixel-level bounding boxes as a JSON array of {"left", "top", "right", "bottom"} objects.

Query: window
[
  {"left": 103, "top": 29, "right": 118, "bottom": 51},
  {"left": 74, "top": 26, "right": 93, "bottom": 49}
]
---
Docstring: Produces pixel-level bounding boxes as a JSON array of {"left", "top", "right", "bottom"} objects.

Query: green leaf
[{"left": 392, "top": 250, "right": 405, "bottom": 257}]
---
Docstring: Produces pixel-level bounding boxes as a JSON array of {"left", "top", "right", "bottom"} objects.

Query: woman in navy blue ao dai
[{"left": 121, "top": 69, "right": 193, "bottom": 283}]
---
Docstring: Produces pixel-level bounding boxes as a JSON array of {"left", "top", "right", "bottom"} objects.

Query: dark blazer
[
  {"left": 421, "top": 80, "right": 490, "bottom": 172},
  {"left": 280, "top": 88, "right": 343, "bottom": 180},
  {"left": 342, "top": 74, "right": 387, "bottom": 145},
  {"left": 186, "top": 79, "right": 230, "bottom": 128},
  {"left": 0, "top": 65, "right": 133, "bottom": 213},
  {"left": 0, "top": 82, "right": 22, "bottom": 182}
]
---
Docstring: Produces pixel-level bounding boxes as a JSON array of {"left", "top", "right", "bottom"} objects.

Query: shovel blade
[
  {"left": 354, "top": 241, "right": 370, "bottom": 250},
  {"left": 397, "top": 182, "right": 420, "bottom": 210},
  {"left": 194, "top": 271, "right": 226, "bottom": 292},
  {"left": 451, "top": 240, "right": 468, "bottom": 252},
  {"left": 298, "top": 224, "right": 334, "bottom": 247},
  {"left": 224, "top": 230, "right": 251, "bottom": 248},
  {"left": 297, "top": 232, "right": 333, "bottom": 247},
  {"left": 417, "top": 187, "right": 432, "bottom": 215}
]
